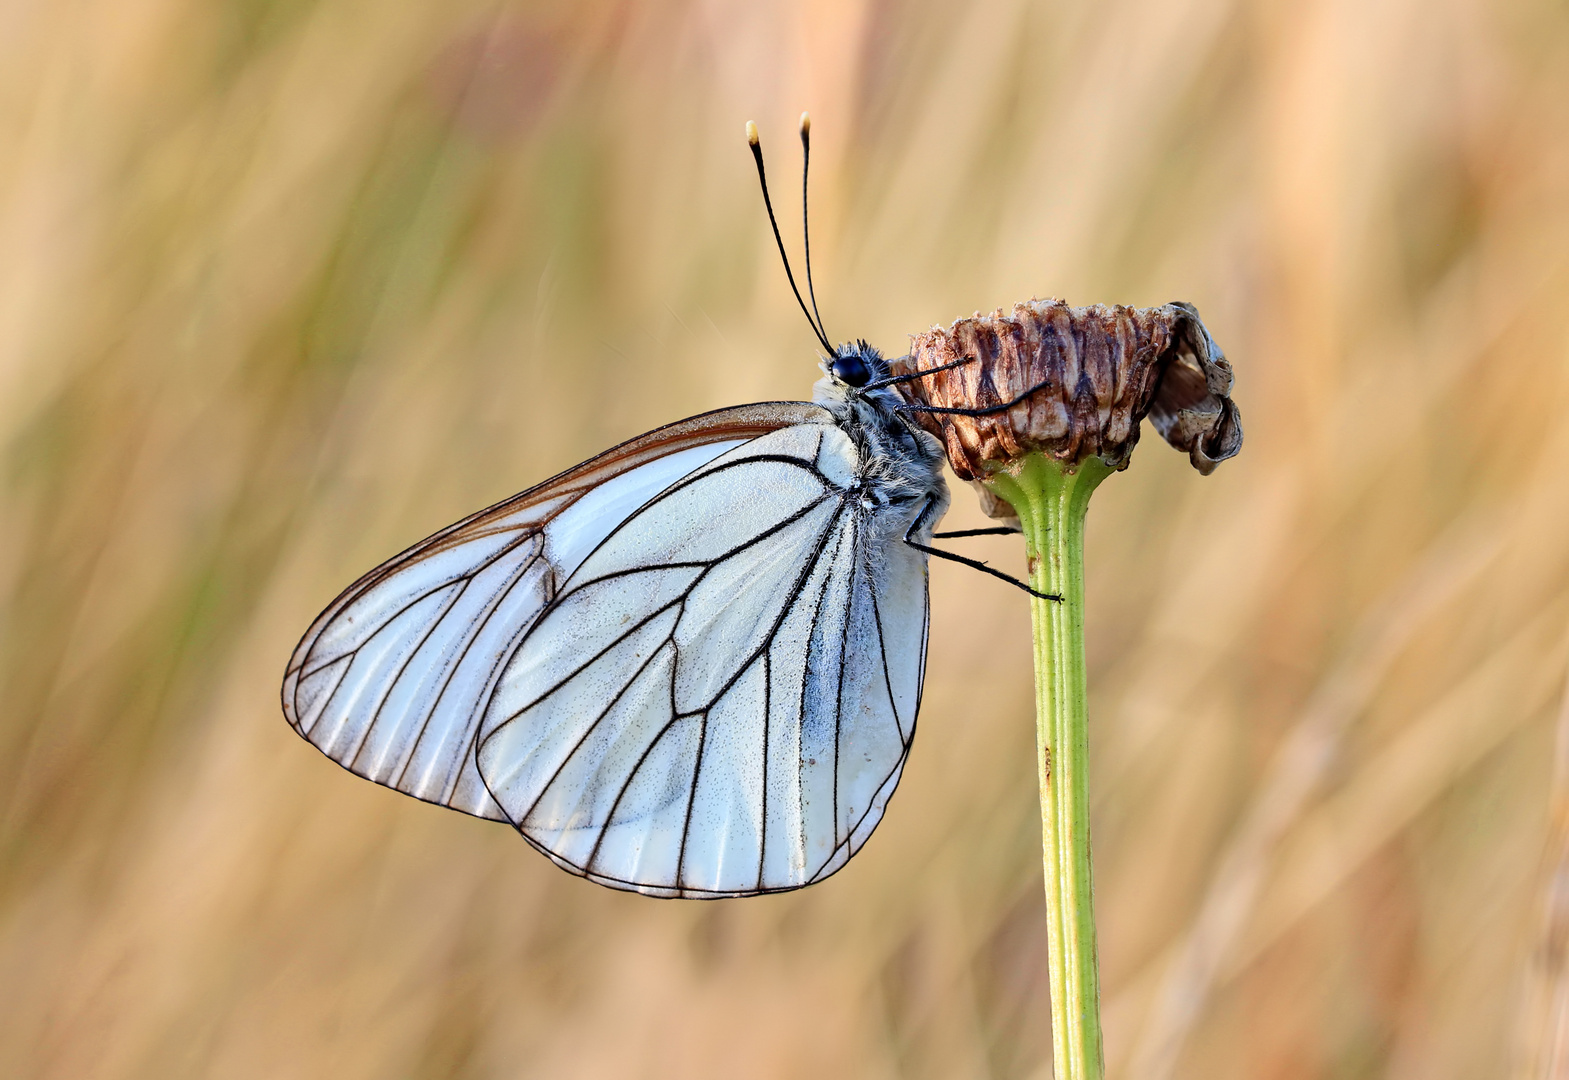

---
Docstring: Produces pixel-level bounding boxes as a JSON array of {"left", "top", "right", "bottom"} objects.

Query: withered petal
[
  {"left": 1144, "top": 302, "right": 1243, "bottom": 476},
  {"left": 894, "top": 298, "right": 1243, "bottom": 485}
]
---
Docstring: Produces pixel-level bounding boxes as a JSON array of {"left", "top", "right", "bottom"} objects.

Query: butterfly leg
[
  {"left": 931, "top": 526, "right": 1021, "bottom": 539},
  {"left": 904, "top": 500, "right": 1062, "bottom": 602},
  {"left": 894, "top": 375, "right": 1055, "bottom": 417},
  {"left": 862, "top": 355, "right": 975, "bottom": 392}
]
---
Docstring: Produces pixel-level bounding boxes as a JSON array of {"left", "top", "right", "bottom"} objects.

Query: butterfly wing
[
  {"left": 281, "top": 402, "right": 829, "bottom": 821},
  {"left": 476, "top": 421, "right": 932, "bottom": 896}
]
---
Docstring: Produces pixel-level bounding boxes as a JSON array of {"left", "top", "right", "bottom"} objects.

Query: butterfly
[{"left": 280, "top": 116, "right": 1050, "bottom": 898}]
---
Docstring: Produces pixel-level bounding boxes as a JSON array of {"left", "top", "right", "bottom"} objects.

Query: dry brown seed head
[{"left": 893, "top": 299, "right": 1242, "bottom": 496}]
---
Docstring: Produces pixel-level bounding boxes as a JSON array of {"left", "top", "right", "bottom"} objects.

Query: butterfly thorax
[{"left": 811, "top": 342, "right": 951, "bottom": 546}]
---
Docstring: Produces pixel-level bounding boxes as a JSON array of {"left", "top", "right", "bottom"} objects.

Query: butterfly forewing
[
  {"left": 475, "top": 422, "right": 931, "bottom": 897},
  {"left": 281, "top": 403, "right": 826, "bottom": 821}
]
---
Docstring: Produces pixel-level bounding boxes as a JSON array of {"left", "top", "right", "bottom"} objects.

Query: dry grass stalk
[{"left": 1514, "top": 663, "right": 1569, "bottom": 1080}]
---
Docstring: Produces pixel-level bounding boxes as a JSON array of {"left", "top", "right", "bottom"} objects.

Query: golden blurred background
[{"left": 3, "top": 0, "right": 1568, "bottom": 1076}]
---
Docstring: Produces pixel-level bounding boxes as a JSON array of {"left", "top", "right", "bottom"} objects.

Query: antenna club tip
[
  {"left": 746, "top": 120, "right": 759, "bottom": 146},
  {"left": 799, "top": 112, "right": 811, "bottom": 135}
]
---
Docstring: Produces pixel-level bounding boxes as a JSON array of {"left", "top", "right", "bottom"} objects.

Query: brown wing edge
[{"left": 279, "top": 400, "right": 832, "bottom": 738}]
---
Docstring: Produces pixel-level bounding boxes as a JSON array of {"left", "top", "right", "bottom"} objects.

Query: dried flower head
[{"left": 893, "top": 298, "right": 1242, "bottom": 497}]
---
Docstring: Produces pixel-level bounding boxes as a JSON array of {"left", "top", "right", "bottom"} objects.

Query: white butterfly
[
  {"left": 283, "top": 344, "right": 967, "bottom": 895},
  {"left": 281, "top": 118, "right": 1046, "bottom": 897}
]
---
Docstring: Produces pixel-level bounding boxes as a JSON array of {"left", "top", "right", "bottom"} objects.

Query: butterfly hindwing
[
  {"left": 475, "top": 422, "right": 931, "bottom": 897},
  {"left": 281, "top": 403, "right": 827, "bottom": 821}
]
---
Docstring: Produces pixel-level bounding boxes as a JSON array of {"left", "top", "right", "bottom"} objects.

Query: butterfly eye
[{"left": 831, "top": 353, "right": 872, "bottom": 387}]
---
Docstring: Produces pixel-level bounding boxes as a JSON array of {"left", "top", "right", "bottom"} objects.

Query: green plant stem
[{"left": 985, "top": 453, "right": 1113, "bottom": 1080}]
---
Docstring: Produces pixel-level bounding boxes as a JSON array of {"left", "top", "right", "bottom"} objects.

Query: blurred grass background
[{"left": 2, "top": 0, "right": 1568, "bottom": 1076}]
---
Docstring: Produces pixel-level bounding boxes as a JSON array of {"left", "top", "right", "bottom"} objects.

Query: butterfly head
[
  {"left": 826, "top": 340, "right": 887, "bottom": 389},
  {"left": 814, "top": 340, "right": 916, "bottom": 420}
]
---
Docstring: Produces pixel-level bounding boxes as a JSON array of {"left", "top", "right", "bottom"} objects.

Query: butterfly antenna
[
  {"left": 799, "top": 112, "right": 830, "bottom": 347},
  {"left": 748, "top": 120, "right": 834, "bottom": 354}
]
